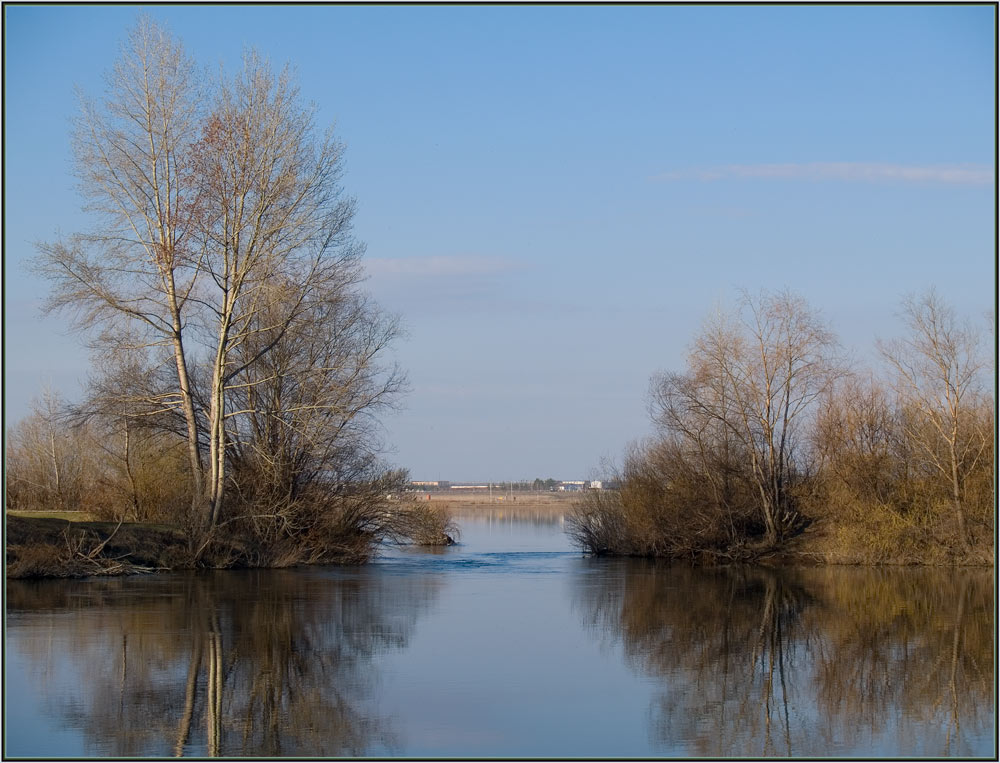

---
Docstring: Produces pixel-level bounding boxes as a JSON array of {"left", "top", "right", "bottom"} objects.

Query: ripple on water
[{"left": 373, "top": 548, "right": 575, "bottom": 576}]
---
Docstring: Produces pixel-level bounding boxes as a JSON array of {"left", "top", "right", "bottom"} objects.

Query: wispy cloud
[
  {"left": 366, "top": 255, "right": 523, "bottom": 279},
  {"left": 654, "top": 162, "right": 993, "bottom": 185}
]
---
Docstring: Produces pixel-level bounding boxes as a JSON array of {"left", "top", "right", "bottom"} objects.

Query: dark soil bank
[{"left": 6, "top": 516, "right": 224, "bottom": 578}]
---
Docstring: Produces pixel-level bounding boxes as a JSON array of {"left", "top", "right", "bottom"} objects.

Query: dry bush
[
  {"left": 810, "top": 486, "right": 942, "bottom": 565},
  {"left": 624, "top": 441, "right": 765, "bottom": 558},
  {"left": 385, "top": 499, "right": 458, "bottom": 546},
  {"left": 81, "top": 431, "right": 193, "bottom": 523},
  {"left": 215, "top": 467, "right": 452, "bottom": 567},
  {"left": 807, "top": 372, "right": 993, "bottom": 564},
  {"left": 216, "top": 491, "right": 381, "bottom": 568},
  {"left": 568, "top": 441, "right": 764, "bottom": 560},
  {"left": 806, "top": 470, "right": 993, "bottom": 566},
  {"left": 567, "top": 488, "right": 629, "bottom": 556}
]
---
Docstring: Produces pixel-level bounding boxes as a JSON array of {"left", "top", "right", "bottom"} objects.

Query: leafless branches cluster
[
  {"left": 570, "top": 289, "right": 993, "bottom": 563},
  {"left": 22, "top": 17, "right": 410, "bottom": 563}
]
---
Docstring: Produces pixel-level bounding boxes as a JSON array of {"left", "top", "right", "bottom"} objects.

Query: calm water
[{"left": 5, "top": 514, "right": 995, "bottom": 758}]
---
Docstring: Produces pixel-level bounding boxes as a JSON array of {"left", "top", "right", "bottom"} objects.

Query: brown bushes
[
  {"left": 566, "top": 487, "right": 628, "bottom": 556},
  {"left": 805, "top": 371, "right": 994, "bottom": 564},
  {"left": 571, "top": 389, "right": 992, "bottom": 565},
  {"left": 569, "top": 440, "right": 775, "bottom": 562},
  {"left": 385, "top": 500, "right": 459, "bottom": 546},
  {"left": 570, "top": 290, "right": 993, "bottom": 565},
  {"left": 192, "top": 466, "right": 458, "bottom": 569}
]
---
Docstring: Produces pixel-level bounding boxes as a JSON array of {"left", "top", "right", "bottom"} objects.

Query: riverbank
[
  {"left": 11, "top": 488, "right": 988, "bottom": 578},
  {"left": 7, "top": 516, "right": 993, "bottom": 758},
  {"left": 6, "top": 498, "right": 456, "bottom": 579},
  {"left": 6, "top": 514, "right": 237, "bottom": 578},
  {"left": 5, "top": 497, "right": 570, "bottom": 579},
  {"left": 567, "top": 497, "right": 994, "bottom": 568}
]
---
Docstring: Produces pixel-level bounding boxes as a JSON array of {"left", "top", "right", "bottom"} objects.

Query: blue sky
[{"left": 3, "top": 4, "right": 995, "bottom": 480}]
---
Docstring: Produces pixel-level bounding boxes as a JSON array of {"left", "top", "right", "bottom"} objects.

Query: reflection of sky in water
[
  {"left": 371, "top": 517, "right": 651, "bottom": 758},
  {"left": 5, "top": 519, "right": 995, "bottom": 758}
]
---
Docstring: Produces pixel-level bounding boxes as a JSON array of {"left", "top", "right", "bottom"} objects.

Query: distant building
[
  {"left": 589, "top": 480, "right": 603, "bottom": 490},
  {"left": 409, "top": 481, "right": 452, "bottom": 491}
]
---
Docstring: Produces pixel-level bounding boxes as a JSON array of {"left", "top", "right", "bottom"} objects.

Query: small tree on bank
[
  {"left": 652, "top": 290, "right": 840, "bottom": 546},
  {"left": 878, "top": 290, "right": 992, "bottom": 553},
  {"left": 5, "top": 390, "right": 87, "bottom": 514}
]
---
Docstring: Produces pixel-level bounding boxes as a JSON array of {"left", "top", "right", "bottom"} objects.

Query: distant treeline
[{"left": 569, "top": 288, "right": 993, "bottom": 565}]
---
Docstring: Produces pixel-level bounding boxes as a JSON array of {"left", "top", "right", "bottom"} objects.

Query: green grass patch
[{"left": 7, "top": 509, "right": 101, "bottom": 522}]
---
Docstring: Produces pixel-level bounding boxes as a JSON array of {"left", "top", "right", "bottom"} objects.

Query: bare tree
[
  {"left": 228, "top": 282, "right": 404, "bottom": 488},
  {"left": 653, "top": 291, "right": 840, "bottom": 544},
  {"left": 35, "top": 23, "right": 378, "bottom": 545},
  {"left": 878, "top": 290, "right": 990, "bottom": 552},
  {"left": 222, "top": 274, "right": 406, "bottom": 551},
  {"left": 73, "top": 346, "right": 194, "bottom": 522},
  {"left": 189, "top": 50, "right": 365, "bottom": 530},
  {"left": 5, "top": 389, "right": 93, "bottom": 513},
  {"left": 651, "top": 311, "right": 750, "bottom": 543},
  {"left": 35, "top": 17, "right": 206, "bottom": 516}
]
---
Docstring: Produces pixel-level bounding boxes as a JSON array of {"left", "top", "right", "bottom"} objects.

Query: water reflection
[
  {"left": 6, "top": 568, "right": 441, "bottom": 757},
  {"left": 575, "top": 563, "right": 994, "bottom": 757},
  {"left": 6, "top": 531, "right": 994, "bottom": 759}
]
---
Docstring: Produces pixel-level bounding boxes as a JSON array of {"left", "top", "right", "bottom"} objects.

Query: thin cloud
[
  {"left": 654, "top": 162, "right": 993, "bottom": 185},
  {"left": 366, "top": 255, "right": 523, "bottom": 279}
]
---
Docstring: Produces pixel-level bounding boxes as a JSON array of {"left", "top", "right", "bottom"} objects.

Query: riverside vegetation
[
  {"left": 5, "top": 20, "right": 992, "bottom": 577},
  {"left": 569, "top": 289, "right": 993, "bottom": 565},
  {"left": 6, "top": 19, "right": 454, "bottom": 577}
]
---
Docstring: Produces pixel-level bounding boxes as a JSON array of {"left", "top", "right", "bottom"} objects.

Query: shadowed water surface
[{"left": 5, "top": 514, "right": 994, "bottom": 758}]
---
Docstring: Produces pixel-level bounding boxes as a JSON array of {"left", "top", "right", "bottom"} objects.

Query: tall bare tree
[
  {"left": 36, "top": 22, "right": 378, "bottom": 542},
  {"left": 189, "top": 50, "right": 366, "bottom": 528},
  {"left": 878, "top": 290, "right": 990, "bottom": 552},
  {"left": 35, "top": 17, "right": 206, "bottom": 515}
]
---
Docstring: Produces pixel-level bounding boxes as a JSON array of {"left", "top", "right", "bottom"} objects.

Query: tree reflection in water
[
  {"left": 575, "top": 562, "right": 993, "bottom": 757},
  {"left": 6, "top": 568, "right": 441, "bottom": 757}
]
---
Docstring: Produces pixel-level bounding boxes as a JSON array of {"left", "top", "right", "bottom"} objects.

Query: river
[{"left": 4, "top": 512, "right": 994, "bottom": 758}]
